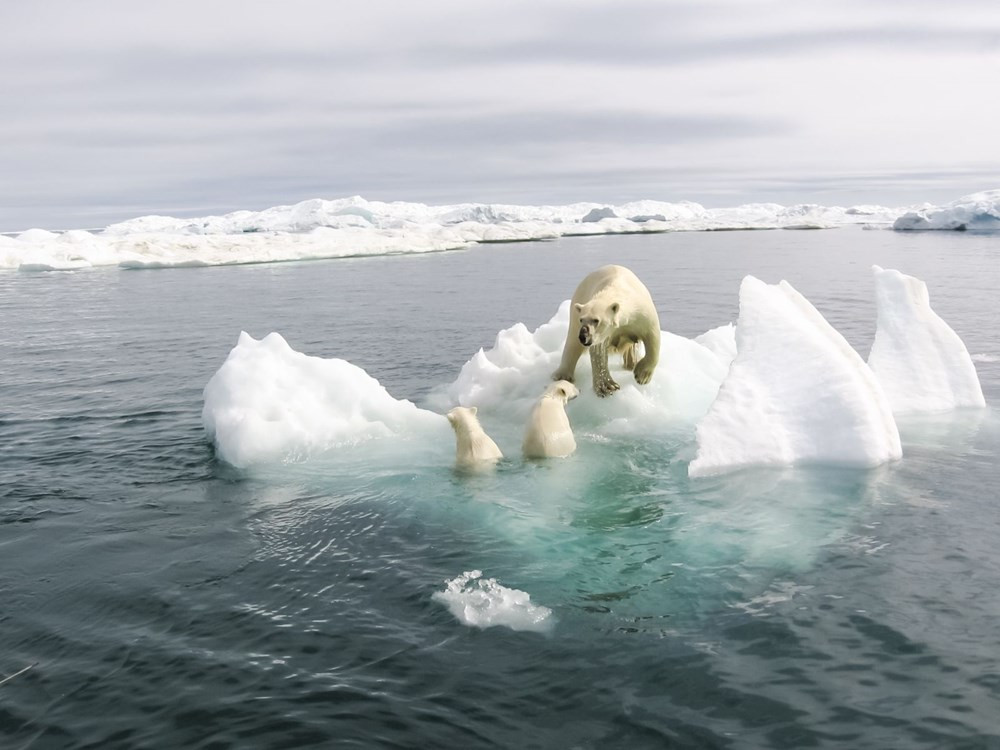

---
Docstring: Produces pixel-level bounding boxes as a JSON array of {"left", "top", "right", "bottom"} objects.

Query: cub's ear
[
  {"left": 574, "top": 303, "right": 584, "bottom": 314},
  {"left": 557, "top": 386, "right": 567, "bottom": 397},
  {"left": 610, "top": 302, "right": 620, "bottom": 315},
  {"left": 469, "top": 406, "right": 478, "bottom": 416}
]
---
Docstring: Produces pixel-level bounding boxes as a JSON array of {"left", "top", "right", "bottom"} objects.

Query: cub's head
[
  {"left": 446, "top": 406, "right": 479, "bottom": 432},
  {"left": 574, "top": 300, "right": 620, "bottom": 347},
  {"left": 545, "top": 380, "right": 580, "bottom": 403}
]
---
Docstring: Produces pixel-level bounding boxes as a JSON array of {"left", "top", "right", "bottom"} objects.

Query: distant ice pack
[
  {"left": 6, "top": 190, "right": 996, "bottom": 271},
  {"left": 893, "top": 190, "right": 1000, "bottom": 231},
  {"left": 201, "top": 268, "right": 984, "bottom": 476}
]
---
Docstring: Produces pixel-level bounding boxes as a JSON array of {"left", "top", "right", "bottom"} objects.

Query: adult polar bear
[{"left": 552, "top": 265, "right": 661, "bottom": 397}]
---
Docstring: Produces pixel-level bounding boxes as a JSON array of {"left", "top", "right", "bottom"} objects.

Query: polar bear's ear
[
  {"left": 469, "top": 406, "right": 478, "bottom": 416},
  {"left": 574, "top": 303, "right": 584, "bottom": 314},
  {"left": 610, "top": 302, "right": 620, "bottom": 315}
]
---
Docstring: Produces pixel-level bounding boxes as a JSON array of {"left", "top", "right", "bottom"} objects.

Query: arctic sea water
[{"left": 2, "top": 227, "right": 1000, "bottom": 749}]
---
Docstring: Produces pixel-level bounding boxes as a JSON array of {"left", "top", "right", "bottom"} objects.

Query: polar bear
[
  {"left": 552, "top": 265, "right": 661, "bottom": 397},
  {"left": 446, "top": 406, "right": 503, "bottom": 468},
  {"left": 522, "top": 380, "right": 579, "bottom": 458}
]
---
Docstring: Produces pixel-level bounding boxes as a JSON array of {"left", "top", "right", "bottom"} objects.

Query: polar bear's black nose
[{"left": 579, "top": 329, "right": 592, "bottom": 346}]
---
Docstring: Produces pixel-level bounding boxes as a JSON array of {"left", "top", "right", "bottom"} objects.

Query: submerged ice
[{"left": 202, "top": 269, "right": 983, "bottom": 476}]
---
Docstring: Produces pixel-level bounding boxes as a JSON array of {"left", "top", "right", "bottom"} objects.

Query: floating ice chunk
[
  {"left": 689, "top": 276, "right": 901, "bottom": 477},
  {"left": 893, "top": 190, "right": 1000, "bottom": 231},
  {"left": 433, "top": 301, "right": 730, "bottom": 431},
  {"left": 202, "top": 331, "right": 446, "bottom": 468},
  {"left": 432, "top": 570, "right": 553, "bottom": 633},
  {"left": 868, "top": 266, "right": 985, "bottom": 413}
]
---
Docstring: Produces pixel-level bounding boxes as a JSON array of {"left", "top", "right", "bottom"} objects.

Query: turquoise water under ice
[{"left": 2, "top": 228, "right": 1000, "bottom": 748}]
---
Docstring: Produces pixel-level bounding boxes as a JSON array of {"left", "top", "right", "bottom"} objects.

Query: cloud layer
[{"left": 2, "top": 0, "right": 999, "bottom": 229}]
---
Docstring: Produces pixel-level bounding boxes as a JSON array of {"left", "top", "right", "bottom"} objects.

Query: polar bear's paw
[
  {"left": 594, "top": 375, "right": 621, "bottom": 398},
  {"left": 634, "top": 357, "right": 656, "bottom": 385}
]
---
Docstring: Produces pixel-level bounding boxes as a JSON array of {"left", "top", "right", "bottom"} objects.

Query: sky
[{"left": 1, "top": 0, "right": 999, "bottom": 231}]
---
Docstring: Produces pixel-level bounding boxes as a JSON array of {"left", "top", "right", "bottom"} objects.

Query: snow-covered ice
[
  {"left": 432, "top": 570, "right": 554, "bottom": 633},
  {"left": 688, "top": 276, "right": 902, "bottom": 477},
  {"left": 868, "top": 266, "right": 985, "bottom": 413},
  {"left": 0, "top": 194, "right": 936, "bottom": 272},
  {"left": 893, "top": 190, "right": 1000, "bottom": 231},
  {"left": 430, "top": 300, "right": 732, "bottom": 431},
  {"left": 202, "top": 331, "right": 447, "bottom": 469}
]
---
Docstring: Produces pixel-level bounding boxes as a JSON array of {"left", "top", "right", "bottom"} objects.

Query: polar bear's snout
[{"left": 578, "top": 319, "right": 599, "bottom": 346}]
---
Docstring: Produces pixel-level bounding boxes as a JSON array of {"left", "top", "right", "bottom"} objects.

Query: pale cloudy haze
[{"left": 2, "top": 0, "right": 999, "bottom": 231}]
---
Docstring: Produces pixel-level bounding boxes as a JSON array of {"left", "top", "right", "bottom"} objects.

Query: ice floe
[
  {"left": 202, "top": 331, "right": 446, "bottom": 469},
  {"left": 868, "top": 266, "right": 985, "bottom": 413},
  {"left": 688, "top": 276, "right": 902, "bottom": 477},
  {"left": 893, "top": 190, "right": 1000, "bottom": 231},
  {"left": 202, "top": 269, "right": 984, "bottom": 476}
]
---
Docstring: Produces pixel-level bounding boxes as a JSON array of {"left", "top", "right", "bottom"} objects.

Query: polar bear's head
[
  {"left": 545, "top": 380, "right": 580, "bottom": 403},
  {"left": 446, "top": 405, "right": 480, "bottom": 432},
  {"left": 573, "top": 300, "right": 620, "bottom": 347}
]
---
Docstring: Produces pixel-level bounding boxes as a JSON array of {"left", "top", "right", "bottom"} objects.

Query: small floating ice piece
[
  {"left": 868, "top": 266, "right": 985, "bottom": 414},
  {"left": 689, "top": 276, "right": 901, "bottom": 477},
  {"left": 432, "top": 570, "right": 553, "bottom": 633}
]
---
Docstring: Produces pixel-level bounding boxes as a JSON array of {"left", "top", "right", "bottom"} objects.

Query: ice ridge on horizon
[{"left": 3, "top": 189, "right": 998, "bottom": 271}]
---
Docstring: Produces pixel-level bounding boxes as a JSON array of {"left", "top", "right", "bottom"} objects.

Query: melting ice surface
[
  {"left": 5, "top": 190, "right": 996, "bottom": 271},
  {"left": 432, "top": 571, "right": 554, "bottom": 634},
  {"left": 204, "top": 268, "right": 983, "bottom": 482}
]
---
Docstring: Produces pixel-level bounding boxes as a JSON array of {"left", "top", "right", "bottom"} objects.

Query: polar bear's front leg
[
  {"left": 633, "top": 331, "right": 660, "bottom": 385},
  {"left": 589, "top": 342, "right": 620, "bottom": 397}
]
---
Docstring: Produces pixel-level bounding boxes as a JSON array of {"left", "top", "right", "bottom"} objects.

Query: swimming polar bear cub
[
  {"left": 523, "top": 381, "right": 580, "bottom": 458},
  {"left": 446, "top": 406, "right": 503, "bottom": 468},
  {"left": 553, "top": 265, "right": 661, "bottom": 397}
]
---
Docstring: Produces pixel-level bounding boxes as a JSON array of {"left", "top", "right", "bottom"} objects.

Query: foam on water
[
  {"left": 869, "top": 266, "right": 986, "bottom": 413},
  {"left": 431, "top": 570, "right": 554, "bottom": 633}
]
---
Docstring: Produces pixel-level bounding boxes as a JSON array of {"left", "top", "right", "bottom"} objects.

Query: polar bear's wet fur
[
  {"left": 522, "top": 380, "right": 579, "bottom": 459},
  {"left": 552, "top": 265, "right": 661, "bottom": 397},
  {"left": 446, "top": 406, "right": 503, "bottom": 468}
]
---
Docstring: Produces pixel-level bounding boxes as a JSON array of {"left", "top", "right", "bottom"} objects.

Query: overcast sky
[{"left": 2, "top": 0, "right": 999, "bottom": 230}]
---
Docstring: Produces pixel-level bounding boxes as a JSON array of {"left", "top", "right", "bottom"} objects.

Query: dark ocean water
[{"left": 2, "top": 228, "right": 1000, "bottom": 749}]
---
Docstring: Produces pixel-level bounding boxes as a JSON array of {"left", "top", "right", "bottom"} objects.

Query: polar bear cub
[
  {"left": 446, "top": 406, "right": 503, "bottom": 468},
  {"left": 552, "top": 264, "right": 661, "bottom": 397},
  {"left": 522, "top": 380, "right": 579, "bottom": 458}
]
